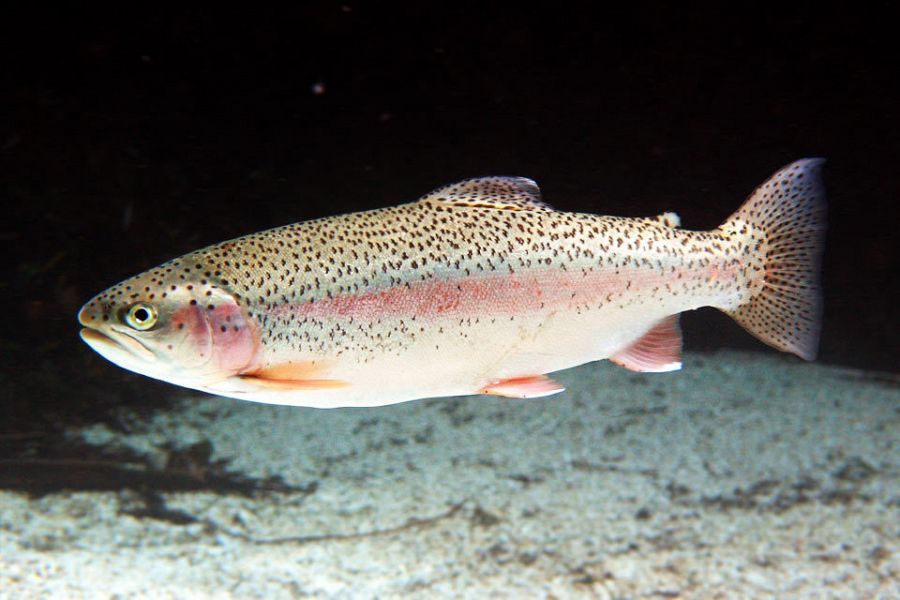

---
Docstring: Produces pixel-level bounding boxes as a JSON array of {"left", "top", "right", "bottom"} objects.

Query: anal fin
[
  {"left": 480, "top": 374, "right": 565, "bottom": 399},
  {"left": 610, "top": 315, "right": 683, "bottom": 373}
]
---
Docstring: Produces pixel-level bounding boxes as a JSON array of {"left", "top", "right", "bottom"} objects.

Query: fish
[{"left": 78, "top": 159, "right": 826, "bottom": 408}]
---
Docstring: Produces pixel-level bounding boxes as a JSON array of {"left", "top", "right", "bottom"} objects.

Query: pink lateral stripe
[{"left": 273, "top": 269, "right": 647, "bottom": 322}]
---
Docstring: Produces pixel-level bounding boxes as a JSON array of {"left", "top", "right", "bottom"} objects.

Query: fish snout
[
  {"left": 78, "top": 298, "right": 110, "bottom": 329},
  {"left": 78, "top": 297, "right": 113, "bottom": 329}
]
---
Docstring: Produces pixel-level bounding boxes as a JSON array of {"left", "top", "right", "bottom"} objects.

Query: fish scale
[{"left": 79, "top": 159, "right": 826, "bottom": 407}]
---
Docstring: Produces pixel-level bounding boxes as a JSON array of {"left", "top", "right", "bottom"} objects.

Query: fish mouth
[{"left": 80, "top": 327, "right": 157, "bottom": 367}]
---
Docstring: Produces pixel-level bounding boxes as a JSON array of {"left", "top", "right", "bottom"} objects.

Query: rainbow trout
[{"left": 78, "top": 159, "right": 826, "bottom": 407}]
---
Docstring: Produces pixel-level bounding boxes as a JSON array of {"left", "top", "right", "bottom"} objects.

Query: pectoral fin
[
  {"left": 237, "top": 376, "right": 350, "bottom": 391},
  {"left": 238, "top": 362, "right": 349, "bottom": 390},
  {"left": 480, "top": 374, "right": 565, "bottom": 398},
  {"left": 610, "top": 315, "right": 682, "bottom": 373}
]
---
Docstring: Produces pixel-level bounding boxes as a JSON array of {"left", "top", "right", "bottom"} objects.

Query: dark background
[{"left": 1, "top": 3, "right": 897, "bottom": 428}]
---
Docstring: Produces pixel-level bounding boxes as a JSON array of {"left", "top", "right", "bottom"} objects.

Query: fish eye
[{"left": 124, "top": 302, "right": 158, "bottom": 331}]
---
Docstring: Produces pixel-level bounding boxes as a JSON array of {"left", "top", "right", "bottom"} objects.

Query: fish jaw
[{"left": 79, "top": 327, "right": 160, "bottom": 374}]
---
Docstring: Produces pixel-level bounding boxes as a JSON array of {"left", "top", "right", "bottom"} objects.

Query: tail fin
[{"left": 720, "top": 159, "right": 827, "bottom": 360}]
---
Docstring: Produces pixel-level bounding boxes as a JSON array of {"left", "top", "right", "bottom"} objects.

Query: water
[{"left": 1, "top": 4, "right": 897, "bottom": 597}]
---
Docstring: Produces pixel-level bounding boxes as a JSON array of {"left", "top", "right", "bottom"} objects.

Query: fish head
[{"left": 78, "top": 267, "right": 260, "bottom": 390}]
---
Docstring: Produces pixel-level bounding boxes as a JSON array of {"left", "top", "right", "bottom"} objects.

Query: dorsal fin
[{"left": 418, "top": 176, "right": 552, "bottom": 211}]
